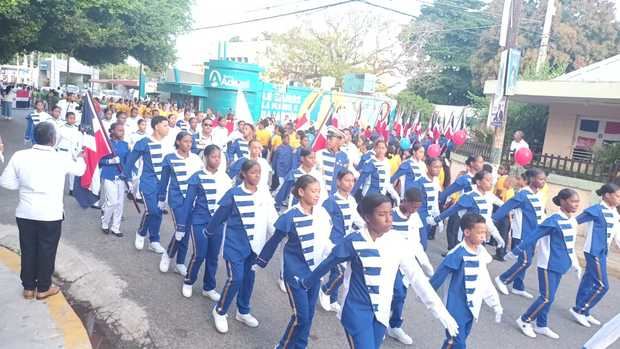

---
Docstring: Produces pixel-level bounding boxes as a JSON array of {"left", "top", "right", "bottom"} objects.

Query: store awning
[{"left": 157, "top": 82, "right": 208, "bottom": 97}]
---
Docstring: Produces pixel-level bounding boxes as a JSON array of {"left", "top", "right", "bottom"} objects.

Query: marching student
[
  {"left": 275, "top": 148, "right": 325, "bottom": 211},
  {"left": 410, "top": 157, "right": 443, "bottom": 250},
  {"left": 391, "top": 142, "right": 426, "bottom": 197},
  {"left": 570, "top": 182, "right": 620, "bottom": 328},
  {"left": 295, "top": 193, "right": 459, "bottom": 349},
  {"left": 429, "top": 213, "right": 503, "bottom": 349},
  {"left": 208, "top": 160, "right": 278, "bottom": 334},
  {"left": 493, "top": 168, "right": 546, "bottom": 299},
  {"left": 181, "top": 144, "right": 233, "bottom": 300},
  {"left": 388, "top": 187, "right": 434, "bottom": 345},
  {"left": 318, "top": 170, "right": 365, "bottom": 312},
  {"left": 315, "top": 127, "right": 350, "bottom": 195},
  {"left": 123, "top": 116, "right": 171, "bottom": 254},
  {"left": 514, "top": 189, "right": 582, "bottom": 340},
  {"left": 290, "top": 132, "right": 309, "bottom": 169},
  {"left": 227, "top": 123, "right": 255, "bottom": 163},
  {"left": 99, "top": 122, "right": 129, "bottom": 237},
  {"left": 158, "top": 132, "right": 204, "bottom": 276},
  {"left": 353, "top": 139, "right": 400, "bottom": 203},
  {"left": 192, "top": 117, "right": 214, "bottom": 155},
  {"left": 271, "top": 132, "right": 294, "bottom": 191},
  {"left": 255, "top": 175, "right": 333, "bottom": 349},
  {"left": 128, "top": 118, "right": 148, "bottom": 202},
  {"left": 24, "top": 100, "right": 51, "bottom": 144},
  {"left": 56, "top": 112, "right": 82, "bottom": 194},
  {"left": 429, "top": 171, "right": 506, "bottom": 250},
  {"left": 228, "top": 139, "right": 272, "bottom": 191}
]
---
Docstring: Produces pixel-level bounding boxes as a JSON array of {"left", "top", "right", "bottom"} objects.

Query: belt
[{"left": 58, "top": 148, "right": 69, "bottom": 152}]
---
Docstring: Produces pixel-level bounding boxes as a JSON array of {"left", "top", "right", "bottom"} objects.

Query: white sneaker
[
  {"left": 278, "top": 278, "right": 287, "bottom": 293},
  {"left": 182, "top": 284, "right": 193, "bottom": 298},
  {"left": 534, "top": 326, "right": 559, "bottom": 339},
  {"left": 134, "top": 234, "right": 145, "bottom": 250},
  {"left": 512, "top": 289, "right": 534, "bottom": 299},
  {"left": 235, "top": 312, "right": 259, "bottom": 327},
  {"left": 516, "top": 318, "right": 536, "bottom": 338},
  {"left": 387, "top": 327, "right": 413, "bottom": 345},
  {"left": 318, "top": 289, "right": 331, "bottom": 312},
  {"left": 587, "top": 315, "right": 601, "bottom": 326},
  {"left": 569, "top": 308, "right": 591, "bottom": 327},
  {"left": 202, "top": 289, "right": 221, "bottom": 302},
  {"left": 494, "top": 276, "right": 509, "bottom": 295},
  {"left": 212, "top": 307, "right": 228, "bottom": 333},
  {"left": 175, "top": 264, "right": 188, "bottom": 276},
  {"left": 149, "top": 242, "right": 166, "bottom": 254},
  {"left": 159, "top": 253, "right": 170, "bottom": 272},
  {"left": 329, "top": 302, "right": 341, "bottom": 313}
]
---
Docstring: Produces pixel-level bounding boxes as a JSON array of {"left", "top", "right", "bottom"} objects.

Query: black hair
[
  {"left": 552, "top": 188, "right": 578, "bottom": 206},
  {"left": 137, "top": 118, "right": 146, "bottom": 125},
  {"left": 482, "top": 163, "right": 493, "bottom": 173},
  {"left": 337, "top": 169, "right": 354, "bottom": 181},
  {"left": 460, "top": 213, "right": 486, "bottom": 231},
  {"left": 292, "top": 175, "right": 319, "bottom": 199},
  {"left": 473, "top": 170, "right": 491, "bottom": 184},
  {"left": 65, "top": 111, "right": 75, "bottom": 119},
  {"left": 425, "top": 156, "right": 441, "bottom": 167},
  {"left": 520, "top": 172, "right": 528, "bottom": 181},
  {"left": 403, "top": 188, "right": 422, "bottom": 203},
  {"left": 174, "top": 131, "right": 192, "bottom": 149},
  {"left": 411, "top": 143, "right": 423, "bottom": 152},
  {"left": 299, "top": 148, "right": 312, "bottom": 158},
  {"left": 203, "top": 144, "right": 221, "bottom": 158},
  {"left": 109, "top": 122, "right": 123, "bottom": 134},
  {"left": 524, "top": 168, "right": 545, "bottom": 184},
  {"left": 34, "top": 122, "right": 56, "bottom": 146},
  {"left": 151, "top": 115, "right": 167, "bottom": 129},
  {"left": 244, "top": 123, "right": 255, "bottom": 132},
  {"left": 374, "top": 139, "right": 387, "bottom": 148},
  {"left": 239, "top": 159, "right": 260, "bottom": 181},
  {"left": 465, "top": 155, "right": 483, "bottom": 166},
  {"left": 52, "top": 105, "right": 61, "bottom": 112},
  {"left": 357, "top": 193, "right": 392, "bottom": 218},
  {"left": 248, "top": 139, "right": 262, "bottom": 148},
  {"left": 596, "top": 182, "right": 620, "bottom": 197}
]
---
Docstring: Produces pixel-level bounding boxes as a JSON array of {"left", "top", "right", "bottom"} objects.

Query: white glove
[
  {"left": 494, "top": 307, "right": 503, "bottom": 323},
  {"left": 250, "top": 264, "right": 258, "bottom": 272},
  {"left": 439, "top": 311, "right": 459, "bottom": 337},
  {"left": 108, "top": 156, "right": 121, "bottom": 164},
  {"left": 175, "top": 230, "right": 185, "bottom": 241},
  {"left": 505, "top": 251, "right": 517, "bottom": 260},
  {"left": 437, "top": 221, "right": 445, "bottom": 233},
  {"left": 575, "top": 265, "right": 582, "bottom": 280},
  {"left": 495, "top": 235, "right": 506, "bottom": 249},
  {"left": 157, "top": 201, "right": 166, "bottom": 211},
  {"left": 126, "top": 182, "right": 134, "bottom": 193},
  {"left": 426, "top": 216, "right": 437, "bottom": 226},
  {"left": 422, "top": 263, "right": 434, "bottom": 277}
]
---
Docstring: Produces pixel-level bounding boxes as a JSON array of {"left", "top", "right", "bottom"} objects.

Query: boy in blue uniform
[
  {"left": 316, "top": 127, "right": 350, "bottom": 195},
  {"left": 430, "top": 213, "right": 503, "bottom": 349},
  {"left": 99, "top": 122, "right": 129, "bottom": 237},
  {"left": 411, "top": 157, "right": 443, "bottom": 250},
  {"left": 271, "top": 132, "right": 294, "bottom": 191}
]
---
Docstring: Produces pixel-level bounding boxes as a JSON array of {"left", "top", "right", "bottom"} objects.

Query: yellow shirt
[
  {"left": 289, "top": 133, "right": 300, "bottom": 149},
  {"left": 255, "top": 128, "right": 272, "bottom": 147},
  {"left": 271, "top": 134, "right": 282, "bottom": 149},
  {"left": 495, "top": 175, "right": 508, "bottom": 199},
  {"left": 388, "top": 154, "right": 401, "bottom": 176},
  {"left": 539, "top": 183, "right": 550, "bottom": 206}
]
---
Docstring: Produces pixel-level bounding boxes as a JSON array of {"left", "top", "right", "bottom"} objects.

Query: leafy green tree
[
  {"left": 0, "top": 0, "right": 191, "bottom": 69},
  {"left": 395, "top": 91, "right": 434, "bottom": 123}
]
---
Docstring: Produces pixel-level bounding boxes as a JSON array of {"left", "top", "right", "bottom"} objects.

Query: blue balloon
[{"left": 400, "top": 137, "right": 411, "bottom": 150}]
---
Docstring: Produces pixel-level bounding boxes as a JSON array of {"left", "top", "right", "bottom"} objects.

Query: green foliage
[
  {"left": 99, "top": 63, "right": 158, "bottom": 80},
  {"left": 0, "top": 0, "right": 192, "bottom": 69},
  {"left": 395, "top": 91, "right": 434, "bottom": 123},
  {"left": 594, "top": 143, "right": 620, "bottom": 164}
]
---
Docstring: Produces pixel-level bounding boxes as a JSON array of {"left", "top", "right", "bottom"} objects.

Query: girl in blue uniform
[
  {"left": 296, "top": 193, "right": 459, "bottom": 349},
  {"left": 227, "top": 123, "right": 254, "bottom": 163},
  {"left": 353, "top": 139, "right": 399, "bottom": 202},
  {"left": 256, "top": 175, "right": 333, "bottom": 349},
  {"left": 570, "top": 182, "right": 620, "bottom": 327},
  {"left": 410, "top": 157, "right": 443, "bottom": 250},
  {"left": 209, "top": 160, "right": 278, "bottom": 334},
  {"left": 514, "top": 189, "right": 582, "bottom": 340},
  {"left": 181, "top": 145, "right": 233, "bottom": 300},
  {"left": 391, "top": 143, "right": 426, "bottom": 197},
  {"left": 158, "top": 132, "right": 204, "bottom": 276},
  {"left": 275, "top": 148, "right": 325, "bottom": 211},
  {"left": 493, "top": 168, "right": 547, "bottom": 299}
]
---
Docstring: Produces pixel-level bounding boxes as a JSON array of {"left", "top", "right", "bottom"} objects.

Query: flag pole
[{"left": 310, "top": 103, "right": 335, "bottom": 149}]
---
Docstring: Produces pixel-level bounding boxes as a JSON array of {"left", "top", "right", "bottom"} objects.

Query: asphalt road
[{"left": 0, "top": 110, "right": 618, "bottom": 349}]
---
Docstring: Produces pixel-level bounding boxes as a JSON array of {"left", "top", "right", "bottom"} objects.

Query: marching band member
[
  {"left": 388, "top": 187, "right": 434, "bottom": 345},
  {"left": 128, "top": 118, "right": 148, "bottom": 202},
  {"left": 353, "top": 139, "right": 400, "bottom": 203},
  {"left": 410, "top": 157, "right": 443, "bottom": 250},
  {"left": 275, "top": 148, "right": 325, "bottom": 211},
  {"left": 227, "top": 123, "right": 254, "bottom": 163},
  {"left": 192, "top": 118, "right": 214, "bottom": 155},
  {"left": 295, "top": 193, "right": 459, "bottom": 349},
  {"left": 123, "top": 116, "right": 171, "bottom": 254},
  {"left": 430, "top": 213, "right": 503, "bottom": 349},
  {"left": 570, "top": 182, "right": 620, "bottom": 327},
  {"left": 493, "top": 168, "right": 546, "bottom": 299},
  {"left": 290, "top": 132, "right": 309, "bottom": 169},
  {"left": 271, "top": 132, "right": 294, "bottom": 191},
  {"left": 514, "top": 189, "right": 581, "bottom": 340},
  {"left": 24, "top": 100, "right": 50, "bottom": 144},
  {"left": 315, "top": 127, "right": 350, "bottom": 196},
  {"left": 228, "top": 140, "right": 272, "bottom": 191},
  {"left": 99, "top": 122, "right": 129, "bottom": 237},
  {"left": 56, "top": 112, "right": 82, "bottom": 193},
  {"left": 391, "top": 143, "right": 426, "bottom": 198},
  {"left": 255, "top": 175, "right": 333, "bottom": 348},
  {"left": 208, "top": 160, "right": 278, "bottom": 334},
  {"left": 181, "top": 144, "right": 232, "bottom": 300},
  {"left": 158, "top": 132, "right": 204, "bottom": 276}
]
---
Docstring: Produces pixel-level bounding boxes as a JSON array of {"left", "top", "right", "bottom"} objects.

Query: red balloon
[
  {"left": 514, "top": 147, "right": 533, "bottom": 166},
  {"left": 452, "top": 130, "right": 467, "bottom": 146},
  {"left": 427, "top": 144, "right": 442, "bottom": 158}
]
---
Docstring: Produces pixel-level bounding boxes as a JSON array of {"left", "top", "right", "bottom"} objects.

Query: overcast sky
[{"left": 174, "top": 0, "right": 620, "bottom": 69}]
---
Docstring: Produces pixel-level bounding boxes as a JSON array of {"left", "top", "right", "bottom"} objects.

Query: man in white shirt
[
  {"left": 211, "top": 116, "right": 230, "bottom": 151},
  {"left": 509, "top": 130, "right": 529, "bottom": 153},
  {"left": 56, "top": 93, "right": 79, "bottom": 121},
  {"left": 0, "top": 122, "right": 86, "bottom": 300}
]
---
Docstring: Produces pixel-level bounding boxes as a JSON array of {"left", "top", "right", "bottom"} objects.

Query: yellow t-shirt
[
  {"left": 255, "top": 128, "right": 272, "bottom": 147},
  {"left": 388, "top": 154, "right": 401, "bottom": 176},
  {"left": 289, "top": 133, "right": 300, "bottom": 149},
  {"left": 271, "top": 134, "right": 282, "bottom": 149},
  {"left": 539, "top": 183, "right": 550, "bottom": 206},
  {"left": 495, "top": 175, "right": 508, "bottom": 199}
]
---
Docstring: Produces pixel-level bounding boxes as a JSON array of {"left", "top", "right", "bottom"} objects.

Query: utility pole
[
  {"left": 535, "top": 0, "right": 555, "bottom": 73},
  {"left": 65, "top": 53, "right": 70, "bottom": 91}
]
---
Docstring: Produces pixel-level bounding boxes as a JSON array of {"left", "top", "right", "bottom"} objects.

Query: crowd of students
[{"left": 11, "top": 97, "right": 620, "bottom": 349}]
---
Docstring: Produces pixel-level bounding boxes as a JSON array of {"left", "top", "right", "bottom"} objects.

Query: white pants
[{"left": 101, "top": 178, "right": 125, "bottom": 233}]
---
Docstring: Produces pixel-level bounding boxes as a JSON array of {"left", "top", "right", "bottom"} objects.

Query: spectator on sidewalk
[{"left": 0, "top": 122, "right": 86, "bottom": 300}]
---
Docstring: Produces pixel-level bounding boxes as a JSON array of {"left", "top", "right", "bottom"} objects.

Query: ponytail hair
[
  {"left": 473, "top": 170, "right": 491, "bottom": 184},
  {"left": 292, "top": 175, "right": 319, "bottom": 199},
  {"left": 595, "top": 182, "right": 620, "bottom": 197},
  {"left": 552, "top": 188, "right": 578, "bottom": 206}
]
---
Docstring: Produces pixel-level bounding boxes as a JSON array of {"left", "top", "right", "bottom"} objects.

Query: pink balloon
[
  {"left": 514, "top": 147, "right": 533, "bottom": 166},
  {"left": 427, "top": 144, "right": 442, "bottom": 158},
  {"left": 452, "top": 130, "right": 467, "bottom": 146}
]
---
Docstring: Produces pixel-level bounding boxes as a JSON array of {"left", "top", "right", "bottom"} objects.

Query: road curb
[{"left": 0, "top": 246, "right": 92, "bottom": 349}]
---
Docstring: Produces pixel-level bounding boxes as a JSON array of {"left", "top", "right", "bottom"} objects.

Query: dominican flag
[
  {"left": 73, "top": 93, "right": 112, "bottom": 208},
  {"left": 311, "top": 104, "right": 336, "bottom": 151},
  {"left": 444, "top": 113, "right": 455, "bottom": 140}
]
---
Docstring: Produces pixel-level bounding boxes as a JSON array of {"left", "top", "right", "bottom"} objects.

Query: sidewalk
[{"left": 0, "top": 247, "right": 92, "bottom": 349}]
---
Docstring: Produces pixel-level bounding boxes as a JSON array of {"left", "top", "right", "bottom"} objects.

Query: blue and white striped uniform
[
  {"left": 354, "top": 156, "right": 398, "bottom": 199},
  {"left": 227, "top": 138, "right": 249, "bottom": 163},
  {"left": 274, "top": 166, "right": 326, "bottom": 211},
  {"left": 316, "top": 148, "right": 350, "bottom": 195},
  {"left": 24, "top": 111, "right": 51, "bottom": 143},
  {"left": 390, "top": 158, "right": 425, "bottom": 198},
  {"left": 410, "top": 175, "right": 441, "bottom": 250}
]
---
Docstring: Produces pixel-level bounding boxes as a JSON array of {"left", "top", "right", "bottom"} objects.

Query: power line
[{"left": 359, "top": 1, "right": 416, "bottom": 17}]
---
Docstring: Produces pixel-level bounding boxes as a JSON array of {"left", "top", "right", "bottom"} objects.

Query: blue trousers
[
  {"left": 499, "top": 239, "right": 533, "bottom": 291},
  {"left": 184, "top": 223, "right": 223, "bottom": 292},
  {"left": 321, "top": 264, "right": 344, "bottom": 304},
  {"left": 277, "top": 281, "right": 320, "bottom": 349},
  {"left": 164, "top": 206, "right": 190, "bottom": 264},
  {"left": 442, "top": 310, "right": 473, "bottom": 349},
  {"left": 344, "top": 318, "right": 386, "bottom": 349},
  {"left": 216, "top": 254, "right": 256, "bottom": 315},
  {"left": 574, "top": 253, "right": 609, "bottom": 316},
  {"left": 137, "top": 190, "right": 162, "bottom": 242},
  {"left": 420, "top": 224, "right": 430, "bottom": 250},
  {"left": 389, "top": 271, "right": 407, "bottom": 329},
  {"left": 521, "top": 268, "right": 562, "bottom": 327}
]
